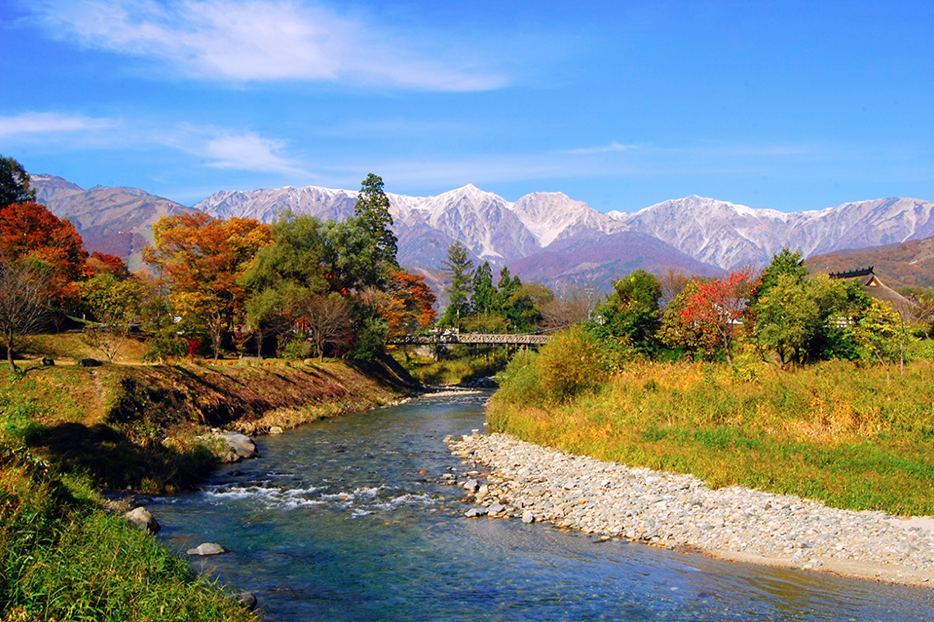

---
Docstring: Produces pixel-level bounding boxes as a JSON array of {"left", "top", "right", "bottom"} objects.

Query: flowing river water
[{"left": 151, "top": 392, "right": 934, "bottom": 621}]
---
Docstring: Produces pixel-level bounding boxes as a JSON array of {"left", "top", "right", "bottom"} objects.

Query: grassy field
[{"left": 490, "top": 351, "right": 934, "bottom": 517}]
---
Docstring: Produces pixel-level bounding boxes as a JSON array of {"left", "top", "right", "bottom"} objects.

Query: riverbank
[
  {"left": 2, "top": 355, "right": 418, "bottom": 493},
  {"left": 448, "top": 431, "right": 934, "bottom": 588},
  {"left": 0, "top": 354, "right": 420, "bottom": 620}
]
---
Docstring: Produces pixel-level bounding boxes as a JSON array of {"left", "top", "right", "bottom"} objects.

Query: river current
[{"left": 151, "top": 392, "right": 934, "bottom": 621}]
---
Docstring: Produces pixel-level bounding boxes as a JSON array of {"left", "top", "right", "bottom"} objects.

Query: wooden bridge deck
[{"left": 388, "top": 333, "right": 552, "bottom": 346}]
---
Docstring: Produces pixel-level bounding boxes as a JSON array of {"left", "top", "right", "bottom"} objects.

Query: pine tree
[
  {"left": 353, "top": 173, "right": 398, "bottom": 268},
  {"left": 440, "top": 241, "right": 473, "bottom": 328}
]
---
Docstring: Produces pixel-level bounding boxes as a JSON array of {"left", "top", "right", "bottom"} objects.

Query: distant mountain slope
[
  {"left": 805, "top": 236, "right": 934, "bottom": 291},
  {"left": 30, "top": 175, "right": 192, "bottom": 270},
  {"left": 612, "top": 196, "right": 934, "bottom": 270},
  {"left": 510, "top": 230, "right": 721, "bottom": 292}
]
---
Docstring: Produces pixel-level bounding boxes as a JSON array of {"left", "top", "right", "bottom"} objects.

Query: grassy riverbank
[
  {"left": 0, "top": 338, "right": 419, "bottom": 621},
  {"left": 394, "top": 346, "right": 510, "bottom": 385},
  {"left": 490, "top": 354, "right": 934, "bottom": 517}
]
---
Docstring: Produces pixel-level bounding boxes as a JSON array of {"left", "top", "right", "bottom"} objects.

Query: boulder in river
[
  {"left": 187, "top": 542, "right": 230, "bottom": 556},
  {"left": 226, "top": 591, "right": 258, "bottom": 611},
  {"left": 218, "top": 432, "right": 259, "bottom": 459},
  {"left": 124, "top": 506, "right": 160, "bottom": 533}
]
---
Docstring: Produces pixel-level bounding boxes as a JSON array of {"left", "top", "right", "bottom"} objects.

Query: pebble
[{"left": 447, "top": 432, "right": 934, "bottom": 582}]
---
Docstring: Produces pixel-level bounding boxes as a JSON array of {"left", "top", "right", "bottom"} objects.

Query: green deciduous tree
[
  {"left": 0, "top": 156, "right": 36, "bottom": 209},
  {"left": 754, "top": 274, "right": 858, "bottom": 366},
  {"left": 853, "top": 300, "right": 904, "bottom": 383},
  {"left": 80, "top": 273, "right": 147, "bottom": 362},
  {"left": 592, "top": 269, "right": 662, "bottom": 354}
]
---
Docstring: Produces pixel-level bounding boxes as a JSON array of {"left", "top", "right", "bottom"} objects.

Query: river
[{"left": 151, "top": 391, "right": 934, "bottom": 621}]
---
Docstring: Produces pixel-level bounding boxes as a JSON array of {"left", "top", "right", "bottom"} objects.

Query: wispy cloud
[
  {"left": 0, "top": 112, "right": 118, "bottom": 137},
  {"left": 29, "top": 0, "right": 506, "bottom": 90},
  {"left": 563, "top": 141, "right": 640, "bottom": 155},
  {"left": 166, "top": 125, "right": 310, "bottom": 176}
]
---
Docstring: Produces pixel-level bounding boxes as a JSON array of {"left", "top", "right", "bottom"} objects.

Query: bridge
[{"left": 387, "top": 332, "right": 552, "bottom": 346}]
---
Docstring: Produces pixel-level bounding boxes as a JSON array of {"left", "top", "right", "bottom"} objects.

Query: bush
[{"left": 493, "top": 348, "right": 545, "bottom": 407}]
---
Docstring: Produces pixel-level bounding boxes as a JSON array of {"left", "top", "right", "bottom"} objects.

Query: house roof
[{"left": 828, "top": 267, "right": 914, "bottom": 309}]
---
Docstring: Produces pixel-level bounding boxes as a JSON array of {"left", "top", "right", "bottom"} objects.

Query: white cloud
[
  {"left": 0, "top": 112, "right": 118, "bottom": 137},
  {"left": 30, "top": 0, "right": 506, "bottom": 90},
  {"left": 165, "top": 125, "right": 310, "bottom": 176},
  {"left": 564, "top": 141, "right": 640, "bottom": 155}
]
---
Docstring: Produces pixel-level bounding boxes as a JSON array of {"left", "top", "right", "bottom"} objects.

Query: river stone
[
  {"left": 226, "top": 592, "right": 258, "bottom": 611},
  {"left": 489, "top": 502, "right": 506, "bottom": 514},
  {"left": 124, "top": 506, "right": 160, "bottom": 533},
  {"left": 219, "top": 432, "right": 259, "bottom": 459},
  {"left": 522, "top": 510, "right": 536, "bottom": 524},
  {"left": 463, "top": 479, "right": 479, "bottom": 493},
  {"left": 219, "top": 451, "right": 242, "bottom": 464},
  {"left": 187, "top": 542, "right": 230, "bottom": 556},
  {"left": 465, "top": 507, "right": 488, "bottom": 518}
]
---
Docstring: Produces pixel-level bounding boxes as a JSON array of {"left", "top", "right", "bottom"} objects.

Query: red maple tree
[{"left": 679, "top": 268, "right": 758, "bottom": 365}]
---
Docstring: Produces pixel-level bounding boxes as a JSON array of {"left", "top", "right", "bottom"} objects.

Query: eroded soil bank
[{"left": 12, "top": 356, "right": 420, "bottom": 493}]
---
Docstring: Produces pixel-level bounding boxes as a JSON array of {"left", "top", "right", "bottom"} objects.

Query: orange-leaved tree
[
  {"left": 678, "top": 268, "right": 758, "bottom": 365},
  {"left": 0, "top": 201, "right": 88, "bottom": 309},
  {"left": 383, "top": 270, "right": 437, "bottom": 341},
  {"left": 143, "top": 213, "right": 271, "bottom": 362},
  {"left": 86, "top": 251, "right": 132, "bottom": 280}
]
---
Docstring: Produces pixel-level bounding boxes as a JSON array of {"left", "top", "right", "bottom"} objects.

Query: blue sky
[{"left": 1, "top": 1, "right": 933, "bottom": 213}]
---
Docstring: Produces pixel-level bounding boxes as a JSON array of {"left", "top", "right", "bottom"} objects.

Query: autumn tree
[
  {"left": 0, "top": 156, "right": 35, "bottom": 208},
  {"left": 384, "top": 271, "right": 437, "bottom": 340},
  {"left": 659, "top": 281, "right": 713, "bottom": 358},
  {"left": 0, "top": 260, "right": 50, "bottom": 371},
  {"left": 678, "top": 268, "right": 757, "bottom": 365},
  {"left": 658, "top": 268, "right": 692, "bottom": 309},
  {"left": 86, "top": 251, "right": 131, "bottom": 280},
  {"left": 0, "top": 202, "right": 88, "bottom": 308},
  {"left": 853, "top": 300, "right": 904, "bottom": 383},
  {"left": 143, "top": 213, "right": 271, "bottom": 362}
]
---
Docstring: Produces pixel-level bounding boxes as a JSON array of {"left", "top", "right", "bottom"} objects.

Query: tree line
[
  {"left": 582, "top": 248, "right": 928, "bottom": 379},
  {"left": 0, "top": 160, "right": 436, "bottom": 370}
]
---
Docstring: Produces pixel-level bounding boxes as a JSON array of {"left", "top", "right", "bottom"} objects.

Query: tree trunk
[{"left": 5, "top": 331, "right": 17, "bottom": 372}]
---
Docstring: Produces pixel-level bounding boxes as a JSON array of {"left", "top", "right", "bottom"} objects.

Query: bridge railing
[{"left": 386, "top": 332, "right": 552, "bottom": 346}]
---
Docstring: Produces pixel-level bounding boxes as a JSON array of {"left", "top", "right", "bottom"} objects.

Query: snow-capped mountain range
[
  {"left": 193, "top": 183, "right": 934, "bottom": 273},
  {"left": 30, "top": 174, "right": 934, "bottom": 291}
]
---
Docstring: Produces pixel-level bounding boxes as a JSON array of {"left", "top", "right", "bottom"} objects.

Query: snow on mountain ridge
[{"left": 192, "top": 184, "right": 934, "bottom": 272}]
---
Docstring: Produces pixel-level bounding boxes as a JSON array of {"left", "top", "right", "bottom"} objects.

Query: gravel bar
[{"left": 447, "top": 431, "right": 934, "bottom": 587}]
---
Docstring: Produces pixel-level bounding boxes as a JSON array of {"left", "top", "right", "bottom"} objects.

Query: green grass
[
  {"left": 0, "top": 444, "right": 257, "bottom": 621},
  {"left": 395, "top": 346, "right": 511, "bottom": 385},
  {"left": 489, "top": 352, "right": 934, "bottom": 516}
]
